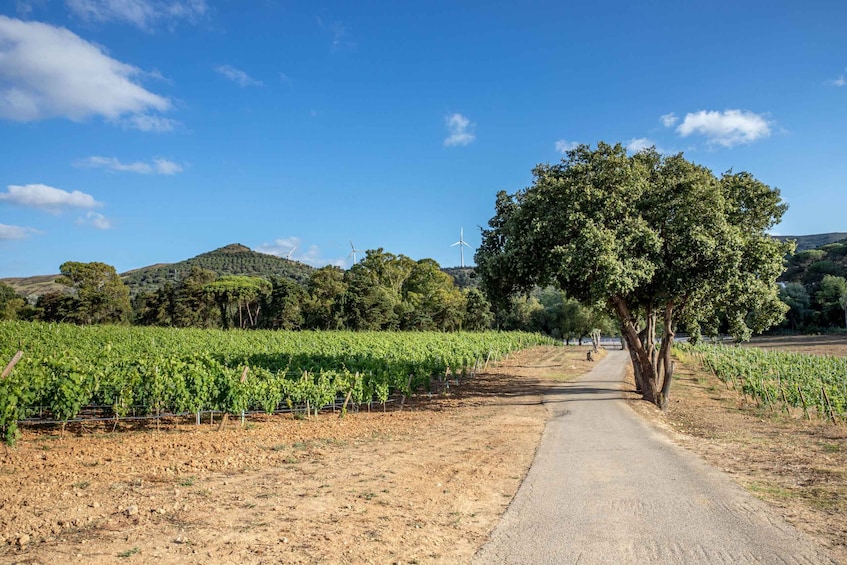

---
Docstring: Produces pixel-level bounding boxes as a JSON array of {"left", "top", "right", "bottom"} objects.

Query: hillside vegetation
[
  {"left": 778, "top": 237, "right": 847, "bottom": 330},
  {"left": 776, "top": 232, "right": 847, "bottom": 253},
  {"left": 122, "top": 243, "right": 313, "bottom": 295}
]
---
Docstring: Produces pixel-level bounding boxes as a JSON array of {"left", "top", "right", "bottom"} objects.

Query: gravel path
[{"left": 473, "top": 350, "right": 837, "bottom": 564}]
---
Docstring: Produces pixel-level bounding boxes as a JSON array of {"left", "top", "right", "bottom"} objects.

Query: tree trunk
[
  {"left": 657, "top": 301, "right": 675, "bottom": 411},
  {"left": 610, "top": 296, "right": 658, "bottom": 404}
]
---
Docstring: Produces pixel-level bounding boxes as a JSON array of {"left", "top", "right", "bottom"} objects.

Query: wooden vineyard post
[
  {"left": 340, "top": 390, "right": 353, "bottom": 418},
  {"left": 797, "top": 385, "right": 810, "bottom": 421},
  {"left": 1, "top": 351, "right": 23, "bottom": 380},
  {"left": 820, "top": 385, "right": 838, "bottom": 425},
  {"left": 779, "top": 385, "right": 791, "bottom": 416},
  {"left": 240, "top": 366, "right": 248, "bottom": 428},
  {"left": 399, "top": 374, "right": 414, "bottom": 411}
]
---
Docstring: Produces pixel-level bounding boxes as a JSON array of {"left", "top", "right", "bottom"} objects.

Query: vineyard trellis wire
[
  {"left": 0, "top": 321, "right": 555, "bottom": 445},
  {"left": 676, "top": 342, "right": 847, "bottom": 423}
]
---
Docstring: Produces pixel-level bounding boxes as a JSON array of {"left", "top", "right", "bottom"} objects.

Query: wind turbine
[
  {"left": 451, "top": 228, "right": 471, "bottom": 268},
  {"left": 286, "top": 246, "right": 296, "bottom": 260},
  {"left": 348, "top": 240, "right": 362, "bottom": 265}
]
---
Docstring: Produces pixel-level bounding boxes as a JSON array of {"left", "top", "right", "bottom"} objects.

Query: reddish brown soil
[{"left": 0, "top": 346, "right": 601, "bottom": 564}]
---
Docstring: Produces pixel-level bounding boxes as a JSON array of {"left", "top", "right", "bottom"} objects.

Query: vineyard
[
  {"left": 0, "top": 321, "right": 553, "bottom": 445},
  {"left": 676, "top": 342, "right": 847, "bottom": 422}
]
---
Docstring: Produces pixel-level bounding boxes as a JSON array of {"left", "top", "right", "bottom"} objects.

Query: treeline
[
  {"left": 778, "top": 239, "right": 847, "bottom": 331},
  {"left": 0, "top": 249, "right": 611, "bottom": 340}
]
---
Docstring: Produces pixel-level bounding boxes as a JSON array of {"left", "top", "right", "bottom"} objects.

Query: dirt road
[{"left": 474, "top": 351, "right": 838, "bottom": 564}]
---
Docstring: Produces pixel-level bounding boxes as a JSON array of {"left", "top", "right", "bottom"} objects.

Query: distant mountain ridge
[
  {"left": 2, "top": 243, "right": 314, "bottom": 298},
  {"left": 775, "top": 233, "right": 847, "bottom": 253}
]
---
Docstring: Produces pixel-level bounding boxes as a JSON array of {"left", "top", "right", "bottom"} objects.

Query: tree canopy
[
  {"left": 54, "top": 261, "right": 132, "bottom": 325},
  {"left": 476, "top": 142, "right": 790, "bottom": 407}
]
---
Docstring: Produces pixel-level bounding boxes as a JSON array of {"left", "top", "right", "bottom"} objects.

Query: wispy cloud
[
  {"left": 554, "top": 140, "right": 579, "bottom": 154},
  {"left": 316, "top": 16, "right": 355, "bottom": 51},
  {"left": 76, "top": 211, "right": 112, "bottom": 230},
  {"left": 829, "top": 73, "right": 846, "bottom": 87},
  {"left": 123, "top": 114, "right": 178, "bottom": 132},
  {"left": 75, "top": 156, "right": 183, "bottom": 175},
  {"left": 625, "top": 137, "right": 660, "bottom": 153},
  {"left": 66, "top": 0, "right": 208, "bottom": 32},
  {"left": 0, "top": 223, "right": 41, "bottom": 240},
  {"left": 444, "top": 113, "right": 475, "bottom": 147},
  {"left": 0, "top": 184, "right": 102, "bottom": 211},
  {"left": 673, "top": 109, "right": 772, "bottom": 147},
  {"left": 660, "top": 112, "right": 678, "bottom": 127},
  {"left": 15, "top": 0, "right": 44, "bottom": 17},
  {"left": 153, "top": 158, "right": 183, "bottom": 174},
  {"left": 0, "top": 16, "right": 173, "bottom": 130},
  {"left": 214, "top": 64, "right": 263, "bottom": 87},
  {"left": 256, "top": 237, "right": 346, "bottom": 267}
]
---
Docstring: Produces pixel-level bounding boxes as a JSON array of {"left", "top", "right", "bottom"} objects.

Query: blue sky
[{"left": 1, "top": 0, "right": 846, "bottom": 278}]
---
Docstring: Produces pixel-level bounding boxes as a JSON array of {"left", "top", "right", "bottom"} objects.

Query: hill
[
  {"left": 2, "top": 244, "right": 314, "bottom": 299},
  {"left": 442, "top": 267, "right": 478, "bottom": 289},
  {"left": 775, "top": 233, "right": 847, "bottom": 253},
  {"left": 0, "top": 274, "right": 64, "bottom": 299},
  {"left": 122, "top": 244, "right": 314, "bottom": 295}
]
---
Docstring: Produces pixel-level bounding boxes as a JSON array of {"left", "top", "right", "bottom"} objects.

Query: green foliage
[
  {"left": 679, "top": 342, "right": 847, "bottom": 421},
  {"left": 53, "top": 262, "right": 132, "bottom": 325},
  {"left": 463, "top": 288, "right": 493, "bottom": 331},
  {"left": 0, "top": 281, "right": 25, "bottom": 320},
  {"left": 303, "top": 266, "right": 347, "bottom": 330},
  {"left": 203, "top": 275, "right": 271, "bottom": 329},
  {"left": 0, "top": 320, "right": 553, "bottom": 445},
  {"left": 260, "top": 277, "right": 306, "bottom": 330},
  {"left": 476, "top": 142, "right": 789, "bottom": 405},
  {"left": 777, "top": 238, "right": 847, "bottom": 332},
  {"left": 121, "top": 243, "right": 314, "bottom": 296},
  {"left": 817, "top": 275, "right": 847, "bottom": 329}
]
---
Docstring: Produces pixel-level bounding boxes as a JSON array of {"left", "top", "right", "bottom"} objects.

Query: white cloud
[
  {"left": 74, "top": 156, "right": 183, "bottom": 174},
  {"left": 153, "top": 158, "right": 183, "bottom": 174},
  {"left": 675, "top": 109, "right": 772, "bottom": 147},
  {"left": 122, "top": 113, "right": 177, "bottom": 132},
  {"left": 76, "top": 211, "right": 112, "bottom": 230},
  {"left": 0, "top": 223, "right": 41, "bottom": 240},
  {"left": 256, "top": 237, "right": 347, "bottom": 267},
  {"left": 444, "top": 113, "right": 475, "bottom": 147},
  {"left": 215, "top": 64, "right": 262, "bottom": 87},
  {"left": 625, "top": 137, "right": 658, "bottom": 153},
  {"left": 829, "top": 74, "right": 846, "bottom": 87},
  {"left": 0, "top": 184, "right": 102, "bottom": 211},
  {"left": 75, "top": 156, "right": 150, "bottom": 173},
  {"left": 0, "top": 16, "right": 173, "bottom": 129},
  {"left": 66, "top": 0, "right": 208, "bottom": 31},
  {"left": 660, "top": 112, "right": 678, "bottom": 127},
  {"left": 554, "top": 140, "right": 579, "bottom": 154}
]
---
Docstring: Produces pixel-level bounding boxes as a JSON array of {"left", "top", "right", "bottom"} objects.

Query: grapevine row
[
  {"left": 0, "top": 321, "right": 553, "bottom": 445},
  {"left": 676, "top": 342, "right": 847, "bottom": 422}
]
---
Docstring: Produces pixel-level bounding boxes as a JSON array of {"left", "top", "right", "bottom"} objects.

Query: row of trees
[{"left": 1, "top": 252, "right": 610, "bottom": 340}]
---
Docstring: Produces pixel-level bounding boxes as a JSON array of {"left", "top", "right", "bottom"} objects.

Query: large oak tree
[{"left": 476, "top": 142, "right": 790, "bottom": 407}]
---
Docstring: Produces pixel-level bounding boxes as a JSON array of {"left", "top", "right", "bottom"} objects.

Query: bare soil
[
  {"left": 0, "top": 346, "right": 602, "bottom": 564},
  {"left": 628, "top": 334, "right": 847, "bottom": 563}
]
